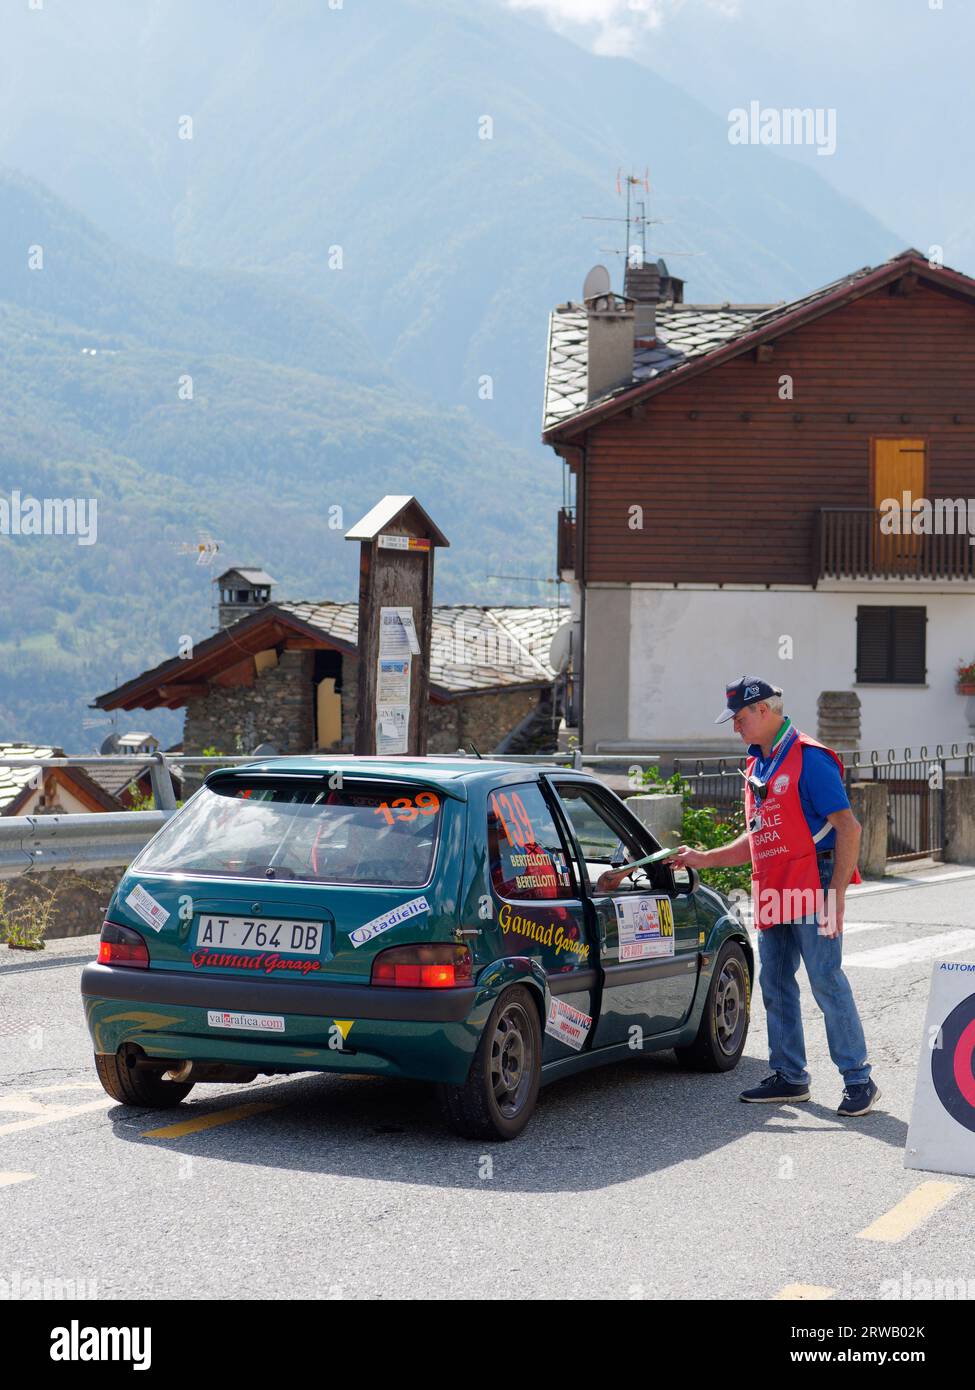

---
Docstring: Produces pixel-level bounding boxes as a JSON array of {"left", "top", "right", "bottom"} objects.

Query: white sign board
[{"left": 904, "top": 959, "right": 975, "bottom": 1178}]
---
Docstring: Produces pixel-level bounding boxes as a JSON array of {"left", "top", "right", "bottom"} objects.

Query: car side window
[
  {"left": 554, "top": 784, "right": 666, "bottom": 894},
  {"left": 487, "top": 784, "right": 576, "bottom": 901}
]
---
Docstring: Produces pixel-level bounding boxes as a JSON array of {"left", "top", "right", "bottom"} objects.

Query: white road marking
[
  {"left": 844, "top": 930, "right": 975, "bottom": 970},
  {"left": 847, "top": 869, "right": 975, "bottom": 897},
  {"left": 0, "top": 1100, "right": 113, "bottom": 1137},
  {"left": 0, "top": 1172, "right": 35, "bottom": 1188},
  {"left": 0, "top": 1084, "right": 114, "bottom": 1137}
]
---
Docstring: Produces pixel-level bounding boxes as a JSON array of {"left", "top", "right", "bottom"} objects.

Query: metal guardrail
[{"left": 0, "top": 811, "right": 171, "bottom": 881}]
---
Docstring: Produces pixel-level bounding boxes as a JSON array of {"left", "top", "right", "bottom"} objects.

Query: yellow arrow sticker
[{"left": 333, "top": 1020, "right": 355, "bottom": 1040}]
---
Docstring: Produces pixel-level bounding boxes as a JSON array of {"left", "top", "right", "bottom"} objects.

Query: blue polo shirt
[{"left": 748, "top": 721, "right": 850, "bottom": 852}]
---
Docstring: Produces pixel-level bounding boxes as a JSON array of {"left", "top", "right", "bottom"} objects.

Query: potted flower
[{"left": 956, "top": 659, "right": 975, "bottom": 695}]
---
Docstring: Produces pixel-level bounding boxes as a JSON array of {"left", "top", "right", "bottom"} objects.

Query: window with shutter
[{"left": 856, "top": 606, "right": 926, "bottom": 683}]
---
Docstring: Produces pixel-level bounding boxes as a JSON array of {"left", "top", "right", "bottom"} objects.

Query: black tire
[
  {"left": 95, "top": 1051, "right": 195, "bottom": 1108},
  {"left": 674, "top": 940, "right": 751, "bottom": 1072},
  {"left": 437, "top": 985, "right": 542, "bottom": 1141}
]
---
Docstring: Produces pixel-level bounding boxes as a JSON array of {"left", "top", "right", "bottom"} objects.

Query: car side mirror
[{"left": 671, "top": 864, "right": 699, "bottom": 896}]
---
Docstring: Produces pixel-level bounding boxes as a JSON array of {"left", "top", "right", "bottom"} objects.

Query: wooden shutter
[
  {"left": 891, "top": 607, "right": 926, "bottom": 683},
  {"left": 856, "top": 607, "right": 891, "bottom": 682},
  {"left": 856, "top": 606, "right": 926, "bottom": 683}
]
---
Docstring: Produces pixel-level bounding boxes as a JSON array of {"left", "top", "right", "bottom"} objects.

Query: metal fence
[{"left": 672, "top": 742, "right": 975, "bottom": 862}]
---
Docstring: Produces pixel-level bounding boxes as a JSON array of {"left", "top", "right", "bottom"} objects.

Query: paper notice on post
[
  {"left": 379, "top": 607, "right": 420, "bottom": 657},
  {"left": 376, "top": 703, "right": 410, "bottom": 755},
  {"left": 377, "top": 657, "right": 411, "bottom": 704}
]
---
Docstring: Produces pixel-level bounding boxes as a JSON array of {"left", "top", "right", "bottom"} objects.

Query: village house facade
[{"left": 544, "top": 250, "right": 975, "bottom": 755}]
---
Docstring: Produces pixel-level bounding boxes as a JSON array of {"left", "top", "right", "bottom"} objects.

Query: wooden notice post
[{"left": 345, "top": 495, "right": 449, "bottom": 755}]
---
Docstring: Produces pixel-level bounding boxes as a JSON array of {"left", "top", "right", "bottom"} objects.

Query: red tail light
[
  {"left": 98, "top": 919, "right": 149, "bottom": 968},
  {"left": 371, "top": 943, "right": 473, "bottom": 988}
]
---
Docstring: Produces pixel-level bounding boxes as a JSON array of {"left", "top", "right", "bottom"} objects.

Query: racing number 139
[{"left": 491, "top": 792, "right": 535, "bottom": 848}]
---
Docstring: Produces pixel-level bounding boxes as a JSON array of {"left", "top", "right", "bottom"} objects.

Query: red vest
[{"left": 745, "top": 730, "right": 861, "bottom": 929}]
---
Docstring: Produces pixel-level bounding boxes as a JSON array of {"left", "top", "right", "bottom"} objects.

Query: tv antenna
[
  {"left": 583, "top": 169, "right": 658, "bottom": 271},
  {"left": 584, "top": 169, "right": 700, "bottom": 271}
]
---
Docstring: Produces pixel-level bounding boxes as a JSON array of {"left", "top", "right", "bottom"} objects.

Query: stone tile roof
[
  {"left": 0, "top": 743, "right": 56, "bottom": 813},
  {"left": 281, "top": 603, "right": 568, "bottom": 694},
  {"left": 543, "top": 253, "right": 968, "bottom": 435},
  {"left": 544, "top": 301, "right": 776, "bottom": 432}
]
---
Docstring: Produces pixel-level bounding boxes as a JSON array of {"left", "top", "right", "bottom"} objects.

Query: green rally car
[{"left": 81, "top": 756, "right": 753, "bottom": 1140}]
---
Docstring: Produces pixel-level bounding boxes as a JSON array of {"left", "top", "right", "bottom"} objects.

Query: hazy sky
[{"left": 502, "top": 0, "right": 973, "bottom": 269}]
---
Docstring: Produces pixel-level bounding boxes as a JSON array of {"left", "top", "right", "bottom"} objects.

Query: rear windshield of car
[{"left": 132, "top": 779, "right": 444, "bottom": 886}]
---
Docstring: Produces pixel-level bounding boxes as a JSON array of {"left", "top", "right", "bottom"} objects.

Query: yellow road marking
[
  {"left": 857, "top": 1181, "right": 963, "bottom": 1243},
  {"left": 0, "top": 1172, "right": 35, "bottom": 1188},
  {"left": 142, "top": 1102, "right": 279, "bottom": 1139},
  {"left": 0, "top": 1098, "right": 113, "bottom": 1137},
  {"left": 773, "top": 1284, "right": 835, "bottom": 1300}
]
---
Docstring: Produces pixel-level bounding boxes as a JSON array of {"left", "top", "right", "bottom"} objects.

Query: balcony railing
[
  {"left": 815, "top": 508, "right": 975, "bottom": 581},
  {"left": 557, "top": 506, "right": 576, "bottom": 574}
]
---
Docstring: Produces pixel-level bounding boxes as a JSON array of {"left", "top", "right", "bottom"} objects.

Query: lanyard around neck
[{"left": 757, "top": 720, "right": 796, "bottom": 784}]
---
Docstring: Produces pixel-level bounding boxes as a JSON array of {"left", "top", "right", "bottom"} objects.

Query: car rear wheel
[
  {"left": 674, "top": 941, "right": 750, "bottom": 1072},
  {"left": 95, "top": 1050, "right": 195, "bottom": 1107},
  {"left": 437, "top": 985, "right": 542, "bottom": 1141}
]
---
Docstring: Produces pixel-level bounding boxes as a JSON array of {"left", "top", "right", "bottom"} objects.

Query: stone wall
[
  {"left": 181, "top": 646, "right": 548, "bottom": 764},
  {"left": 426, "top": 688, "right": 542, "bottom": 754},
  {"left": 1, "top": 868, "right": 121, "bottom": 944},
  {"left": 183, "top": 650, "right": 316, "bottom": 760}
]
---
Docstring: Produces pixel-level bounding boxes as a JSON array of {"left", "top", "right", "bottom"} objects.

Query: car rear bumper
[{"left": 81, "top": 963, "right": 484, "bottom": 1085}]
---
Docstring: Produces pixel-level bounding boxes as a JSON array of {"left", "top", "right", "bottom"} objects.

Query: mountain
[
  {"left": 0, "top": 168, "right": 561, "bottom": 750},
  {"left": 0, "top": 0, "right": 903, "bottom": 448}
]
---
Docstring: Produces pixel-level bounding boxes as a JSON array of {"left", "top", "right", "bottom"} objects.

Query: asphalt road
[{"left": 1, "top": 864, "right": 974, "bottom": 1302}]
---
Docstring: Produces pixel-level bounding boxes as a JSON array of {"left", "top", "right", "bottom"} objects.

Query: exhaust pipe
[{"left": 161, "top": 1060, "right": 258, "bottom": 1085}]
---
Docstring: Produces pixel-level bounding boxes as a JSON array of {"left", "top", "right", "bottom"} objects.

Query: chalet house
[
  {"left": 543, "top": 250, "right": 975, "bottom": 754},
  {"left": 0, "top": 744, "right": 123, "bottom": 815},
  {"left": 85, "top": 732, "right": 184, "bottom": 808},
  {"left": 93, "top": 569, "right": 567, "bottom": 759}
]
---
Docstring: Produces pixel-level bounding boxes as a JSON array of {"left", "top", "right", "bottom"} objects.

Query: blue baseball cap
[{"left": 715, "top": 676, "right": 782, "bottom": 724}]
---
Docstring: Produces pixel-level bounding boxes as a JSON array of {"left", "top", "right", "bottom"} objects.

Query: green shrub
[{"left": 637, "top": 766, "right": 752, "bottom": 897}]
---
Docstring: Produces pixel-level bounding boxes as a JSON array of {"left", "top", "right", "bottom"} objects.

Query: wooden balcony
[
  {"left": 815, "top": 508, "right": 975, "bottom": 582},
  {"left": 557, "top": 506, "right": 576, "bottom": 574}
]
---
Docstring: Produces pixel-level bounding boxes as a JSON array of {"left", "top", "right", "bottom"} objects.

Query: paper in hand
[{"left": 617, "top": 846, "right": 676, "bottom": 871}]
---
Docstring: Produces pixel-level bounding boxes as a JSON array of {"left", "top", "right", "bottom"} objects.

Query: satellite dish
[
  {"left": 582, "top": 264, "right": 612, "bottom": 301},
  {"left": 100, "top": 732, "right": 121, "bottom": 755},
  {"left": 251, "top": 742, "right": 279, "bottom": 757},
  {"left": 548, "top": 620, "right": 578, "bottom": 674}
]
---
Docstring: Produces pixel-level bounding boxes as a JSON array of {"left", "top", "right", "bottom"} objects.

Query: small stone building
[{"left": 92, "top": 577, "right": 568, "bottom": 760}]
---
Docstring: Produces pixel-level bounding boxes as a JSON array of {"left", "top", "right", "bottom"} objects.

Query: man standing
[{"left": 671, "top": 677, "right": 879, "bottom": 1117}]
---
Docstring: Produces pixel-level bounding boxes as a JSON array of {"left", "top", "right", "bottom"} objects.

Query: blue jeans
[{"left": 756, "top": 855, "right": 871, "bottom": 1087}]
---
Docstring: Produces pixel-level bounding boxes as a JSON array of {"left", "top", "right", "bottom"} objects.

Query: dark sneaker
[
  {"left": 837, "top": 1079, "right": 880, "bottom": 1116},
  {"left": 739, "top": 1071, "right": 811, "bottom": 1104}
]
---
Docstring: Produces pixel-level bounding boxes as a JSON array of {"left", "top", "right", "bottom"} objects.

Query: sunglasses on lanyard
[{"left": 738, "top": 769, "right": 769, "bottom": 802}]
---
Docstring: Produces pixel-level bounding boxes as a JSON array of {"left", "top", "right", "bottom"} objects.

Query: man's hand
[
  {"left": 668, "top": 844, "right": 710, "bottom": 869},
  {"left": 595, "top": 866, "right": 632, "bottom": 893},
  {"left": 818, "top": 887, "right": 845, "bottom": 939}
]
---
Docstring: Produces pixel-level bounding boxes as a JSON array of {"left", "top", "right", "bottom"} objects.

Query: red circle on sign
[{"left": 952, "top": 1018, "right": 975, "bottom": 1109}]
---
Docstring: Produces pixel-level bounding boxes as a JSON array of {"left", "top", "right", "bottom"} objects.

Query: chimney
[
  {"left": 623, "top": 256, "right": 684, "bottom": 342},
  {"left": 585, "top": 291, "right": 634, "bottom": 403},
  {"left": 215, "top": 567, "right": 276, "bottom": 628},
  {"left": 624, "top": 260, "right": 660, "bottom": 342}
]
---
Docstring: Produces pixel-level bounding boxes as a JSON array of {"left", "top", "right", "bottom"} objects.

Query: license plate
[{"left": 195, "top": 916, "right": 323, "bottom": 956}]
